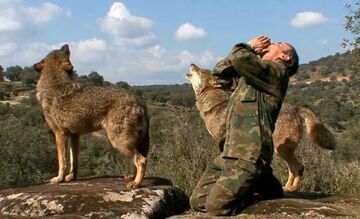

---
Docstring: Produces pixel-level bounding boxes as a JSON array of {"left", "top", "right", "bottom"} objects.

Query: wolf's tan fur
[
  {"left": 187, "top": 64, "right": 336, "bottom": 192},
  {"left": 34, "top": 45, "right": 149, "bottom": 188}
]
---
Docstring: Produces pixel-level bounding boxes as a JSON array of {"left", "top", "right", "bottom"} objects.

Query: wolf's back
[{"left": 297, "top": 106, "right": 336, "bottom": 150}]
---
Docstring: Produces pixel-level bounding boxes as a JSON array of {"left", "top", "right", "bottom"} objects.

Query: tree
[
  {"left": 115, "top": 81, "right": 131, "bottom": 89},
  {"left": 344, "top": 2, "right": 360, "bottom": 65},
  {"left": 88, "top": 71, "right": 104, "bottom": 86},
  {"left": 5, "top": 66, "right": 23, "bottom": 82},
  {"left": 0, "top": 65, "right": 4, "bottom": 82},
  {"left": 21, "top": 67, "right": 40, "bottom": 85}
]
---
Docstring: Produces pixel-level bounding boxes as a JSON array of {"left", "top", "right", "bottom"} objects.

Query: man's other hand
[{"left": 248, "top": 36, "right": 271, "bottom": 55}]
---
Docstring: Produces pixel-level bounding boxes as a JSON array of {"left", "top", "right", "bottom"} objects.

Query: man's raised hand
[{"left": 248, "top": 36, "right": 271, "bottom": 55}]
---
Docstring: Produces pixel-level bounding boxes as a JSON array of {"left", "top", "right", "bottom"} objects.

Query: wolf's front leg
[
  {"left": 50, "top": 130, "right": 68, "bottom": 184},
  {"left": 65, "top": 134, "right": 80, "bottom": 182}
]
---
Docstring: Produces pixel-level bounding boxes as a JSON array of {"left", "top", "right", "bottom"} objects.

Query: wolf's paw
[
  {"left": 283, "top": 185, "right": 297, "bottom": 192},
  {"left": 50, "top": 176, "right": 64, "bottom": 184},
  {"left": 127, "top": 180, "right": 141, "bottom": 189},
  {"left": 65, "top": 174, "right": 75, "bottom": 182}
]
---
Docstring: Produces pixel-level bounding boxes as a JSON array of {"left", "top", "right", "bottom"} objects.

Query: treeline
[
  {"left": 0, "top": 65, "right": 195, "bottom": 108},
  {"left": 0, "top": 65, "right": 109, "bottom": 87}
]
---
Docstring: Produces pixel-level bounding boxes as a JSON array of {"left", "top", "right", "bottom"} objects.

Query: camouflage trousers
[
  {"left": 190, "top": 155, "right": 259, "bottom": 215},
  {"left": 190, "top": 155, "right": 282, "bottom": 216}
]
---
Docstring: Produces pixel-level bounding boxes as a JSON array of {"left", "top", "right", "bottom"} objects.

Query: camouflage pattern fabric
[
  {"left": 190, "top": 155, "right": 261, "bottom": 215},
  {"left": 190, "top": 43, "right": 290, "bottom": 215}
]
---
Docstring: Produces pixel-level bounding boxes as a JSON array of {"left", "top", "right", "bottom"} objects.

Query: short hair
[{"left": 283, "top": 44, "right": 299, "bottom": 76}]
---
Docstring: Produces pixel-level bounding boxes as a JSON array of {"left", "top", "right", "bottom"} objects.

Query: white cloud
[
  {"left": 0, "top": 1, "right": 70, "bottom": 34},
  {"left": 100, "top": 2, "right": 154, "bottom": 47},
  {"left": 317, "top": 39, "right": 328, "bottom": 45},
  {"left": 71, "top": 38, "right": 107, "bottom": 63},
  {"left": 0, "top": 42, "right": 17, "bottom": 56},
  {"left": 175, "top": 23, "right": 207, "bottom": 41},
  {"left": 0, "top": 1, "right": 220, "bottom": 85},
  {"left": 11, "top": 43, "right": 61, "bottom": 65},
  {"left": 148, "top": 45, "right": 166, "bottom": 58},
  {"left": 0, "top": 0, "right": 20, "bottom": 7},
  {"left": 112, "top": 32, "right": 157, "bottom": 48},
  {"left": 178, "top": 50, "right": 220, "bottom": 67},
  {"left": 0, "top": 16, "right": 21, "bottom": 32},
  {"left": 22, "top": 2, "right": 71, "bottom": 24},
  {"left": 290, "top": 11, "right": 329, "bottom": 28},
  {"left": 0, "top": 37, "right": 221, "bottom": 85}
]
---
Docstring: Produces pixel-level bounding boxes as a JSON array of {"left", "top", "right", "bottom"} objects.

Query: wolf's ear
[
  {"left": 33, "top": 60, "right": 45, "bottom": 72},
  {"left": 61, "top": 44, "right": 70, "bottom": 56}
]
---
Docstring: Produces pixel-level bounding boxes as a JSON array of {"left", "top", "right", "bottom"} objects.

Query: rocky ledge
[
  {"left": 1, "top": 177, "right": 359, "bottom": 219},
  {"left": 0, "top": 177, "right": 189, "bottom": 219},
  {"left": 170, "top": 192, "right": 360, "bottom": 218}
]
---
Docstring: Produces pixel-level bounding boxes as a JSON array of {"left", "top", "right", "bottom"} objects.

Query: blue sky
[{"left": 0, "top": 0, "right": 355, "bottom": 85}]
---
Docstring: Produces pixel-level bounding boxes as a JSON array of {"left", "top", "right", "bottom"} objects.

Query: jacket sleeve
[{"left": 227, "top": 43, "right": 289, "bottom": 99}]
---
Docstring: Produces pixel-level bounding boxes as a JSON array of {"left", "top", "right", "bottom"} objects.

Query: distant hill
[
  {"left": 284, "top": 52, "right": 358, "bottom": 132},
  {"left": 292, "top": 51, "right": 358, "bottom": 83}
]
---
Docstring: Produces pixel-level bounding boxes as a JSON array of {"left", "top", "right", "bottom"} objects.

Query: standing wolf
[
  {"left": 33, "top": 45, "right": 149, "bottom": 188},
  {"left": 186, "top": 64, "right": 336, "bottom": 192}
]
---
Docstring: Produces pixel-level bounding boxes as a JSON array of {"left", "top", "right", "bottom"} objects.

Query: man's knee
[
  {"left": 205, "top": 201, "right": 232, "bottom": 216},
  {"left": 204, "top": 183, "right": 237, "bottom": 216}
]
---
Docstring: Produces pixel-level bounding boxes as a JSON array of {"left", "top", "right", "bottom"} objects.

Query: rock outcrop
[
  {"left": 0, "top": 177, "right": 189, "bottom": 219},
  {"left": 1, "top": 177, "right": 359, "bottom": 218},
  {"left": 169, "top": 192, "right": 360, "bottom": 218}
]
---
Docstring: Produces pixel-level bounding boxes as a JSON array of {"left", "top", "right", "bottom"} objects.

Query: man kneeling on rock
[{"left": 190, "top": 36, "right": 299, "bottom": 216}]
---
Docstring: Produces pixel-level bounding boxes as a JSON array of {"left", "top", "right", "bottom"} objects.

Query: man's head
[{"left": 261, "top": 42, "right": 299, "bottom": 76}]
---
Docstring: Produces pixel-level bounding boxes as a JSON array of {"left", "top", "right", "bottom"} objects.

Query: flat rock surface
[
  {"left": 0, "top": 177, "right": 189, "bottom": 219},
  {"left": 169, "top": 192, "right": 360, "bottom": 218}
]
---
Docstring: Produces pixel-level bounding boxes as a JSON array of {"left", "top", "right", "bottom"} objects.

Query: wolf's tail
[{"left": 297, "top": 106, "right": 336, "bottom": 150}]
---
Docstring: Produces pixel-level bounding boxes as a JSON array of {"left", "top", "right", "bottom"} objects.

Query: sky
[{"left": 0, "top": 0, "right": 355, "bottom": 85}]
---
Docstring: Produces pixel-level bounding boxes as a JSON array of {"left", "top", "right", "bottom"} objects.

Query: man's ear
[
  {"left": 61, "top": 44, "right": 70, "bottom": 56},
  {"left": 33, "top": 60, "right": 45, "bottom": 72},
  {"left": 281, "top": 54, "right": 291, "bottom": 62}
]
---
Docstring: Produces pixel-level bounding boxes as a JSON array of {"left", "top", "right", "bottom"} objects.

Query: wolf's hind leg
[
  {"left": 65, "top": 134, "right": 80, "bottom": 182},
  {"left": 284, "top": 160, "right": 304, "bottom": 192},
  {"left": 277, "top": 140, "right": 301, "bottom": 192},
  {"left": 287, "top": 163, "right": 304, "bottom": 192},
  {"left": 284, "top": 169, "right": 295, "bottom": 192},
  {"left": 127, "top": 151, "right": 147, "bottom": 189},
  {"left": 292, "top": 175, "right": 302, "bottom": 191},
  {"left": 105, "top": 126, "right": 148, "bottom": 188}
]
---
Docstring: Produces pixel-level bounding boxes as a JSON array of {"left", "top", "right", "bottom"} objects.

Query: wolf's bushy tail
[{"left": 297, "top": 106, "right": 336, "bottom": 150}]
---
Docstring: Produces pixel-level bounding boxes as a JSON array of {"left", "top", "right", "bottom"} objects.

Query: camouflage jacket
[{"left": 212, "top": 43, "right": 290, "bottom": 164}]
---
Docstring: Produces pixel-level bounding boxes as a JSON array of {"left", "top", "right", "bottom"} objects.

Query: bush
[
  {"left": 0, "top": 116, "right": 56, "bottom": 188},
  {"left": 146, "top": 107, "right": 217, "bottom": 195}
]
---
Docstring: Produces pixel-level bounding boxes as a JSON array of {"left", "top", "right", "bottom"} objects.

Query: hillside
[{"left": 293, "top": 51, "right": 358, "bottom": 82}]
